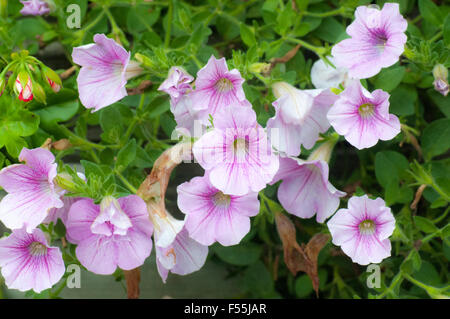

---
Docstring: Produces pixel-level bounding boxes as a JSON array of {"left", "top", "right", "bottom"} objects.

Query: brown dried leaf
[
  {"left": 123, "top": 268, "right": 141, "bottom": 299},
  {"left": 303, "top": 233, "right": 330, "bottom": 295},
  {"left": 137, "top": 142, "right": 192, "bottom": 209},
  {"left": 275, "top": 213, "right": 330, "bottom": 297}
]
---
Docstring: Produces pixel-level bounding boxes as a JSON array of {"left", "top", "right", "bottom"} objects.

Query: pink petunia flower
[
  {"left": 65, "top": 196, "right": 153, "bottom": 275},
  {"left": 190, "top": 55, "right": 251, "bottom": 125},
  {"left": 193, "top": 105, "right": 279, "bottom": 196},
  {"left": 158, "top": 67, "right": 203, "bottom": 136},
  {"left": 327, "top": 195, "right": 396, "bottom": 265},
  {"left": 72, "top": 34, "right": 142, "bottom": 112},
  {"left": 158, "top": 66, "right": 194, "bottom": 104},
  {"left": 20, "top": 0, "right": 50, "bottom": 16},
  {"left": 0, "top": 148, "right": 64, "bottom": 233},
  {"left": 266, "top": 82, "right": 338, "bottom": 157},
  {"left": 177, "top": 174, "right": 260, "bottom": 246},
  {"left": 331, "top": 3, "right": 407, "bottom": 79},
  {"left": 155, "top": 227, "right": 208, "bottom": 283},
  {"left": 0, "top": 228, "right": 65, "bottom": 293},
  {"left": 327, "top": 80, "right": 400, "bottom": 149},
  {"left": 271, "top": 156, "right": 345, "bottom": 223}
]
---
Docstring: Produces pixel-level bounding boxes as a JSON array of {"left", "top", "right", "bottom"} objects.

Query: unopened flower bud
[
  {"left": 432, "top": 64, "right": 448, "bottom": 96},
  {"left": 41, "top": 65, "right": 62, "bottom": 93},
  {"left": 15, "top": 72, "right": 33, "bottom": 102}
]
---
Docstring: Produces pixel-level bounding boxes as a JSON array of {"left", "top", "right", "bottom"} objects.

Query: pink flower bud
[
  {"left": 47, "top": 77, "right": 61, "bottom": 93},
  {"left": 15, "top": 77, "right": 33, "bottom": 102}
]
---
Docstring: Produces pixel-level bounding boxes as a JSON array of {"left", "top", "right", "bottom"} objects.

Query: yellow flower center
[
  {"left": 28, "top": 242, "right": 47, "bottom": 256},
  {"left": 214, "top": 78, "right": 233, "bottom": 93},
  {"left": 359, "top": 219, "right": 376, "bottom": 235},
  {"left": 213, "top": 191, "right": 231, "bottom": 207},
  {"left": 358, "top": 103, "right": 375, "bottom": 118}
]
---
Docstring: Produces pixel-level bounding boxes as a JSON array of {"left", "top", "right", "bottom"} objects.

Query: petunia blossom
[
  {"left": 331, "top": 3, "right": 407, "bottom": 79},
  {"left": 327, "top": 195, "right": 396, "bottom": 265},
  {"left": 190, "top": 55, "right": 250, "bottom": 125},
  {"left": 311, "top": 56, "right": 351, "bottom": 89},
  {"left": 177, "top": 174, "right": 260, "bottom": 246},
  {"left": 0, "top": 147, "right": 64, "bottom": 233},
  {"left": 65, "top": 196, "right": 153, "bottom": 275},
  {"left": 72, "top": 34, "right": 142, "bottom": 112},
  {"left": 327, "top": 80, "right": 400, "bottom": 149},
  {"left": 193, "top": 105, "right": 279, "bottom": 196},
  {"left": 158, "top": 66, "right": 194, "bottom": 104},
  {"left": 0, "top": 228, "right": 65, "bottom": 293},
  {"left": 20, "top": 0, "right": 50, "bottom": 16},
  {"left": 271, "top": 156, "right": 345, "bottom": 223},
  {"left": 155, "top": 227, "right": 208, "bottom": 283},
  {"left": 266, "top": 82, "right": 338, "bottom": 157}
]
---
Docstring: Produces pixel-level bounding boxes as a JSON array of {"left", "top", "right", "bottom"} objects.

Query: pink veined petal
[
  {"left": 170, "top": 228, "right": 208, "bottom": 276},
  {"left": 77, "top": 64, "right": 128, "bottom": 111},
  {"left": 115, "top": 228, "right": 153, "bottom": 270},
  {"left": 66, "top": 199, "right": 99, "bottom": 243},
  {"left": 75, "top": 235, "right": 117, "bottom": 275}
]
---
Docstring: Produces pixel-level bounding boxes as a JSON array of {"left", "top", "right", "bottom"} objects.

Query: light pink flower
[
  {"left": 158, "top": 66, "right": 194, "bottom": 104},
  {"left": 331, "top": 3, "right": 407, "bottom": 79},
  {"left": 266, "top": 82, "right": 338, "bottom": 157},
  {"left": 327, "top": 195, "right": 396, "bottom": 265},
  {"left": 0, "top": 228, "right": 65, "bottom": 293},
  {"left": 193, "top": 105, "right": 279, "bottom": 196},
  {"left": 158, "top": 67, "right": 204, "bottom": 136},
  {"left": 65, "top": 196, "right": 153, "bottom": 275},
  {"left": 155, "top": 227, "right": 208, "bottom": 283},
  {"left": 72, "top": 34, "right": 139, "bottom": 112},
  {"left": 190, "top": 55, "right": 250, "bottom": 125},
  {"left": 271, "top": 157, "right": 345, "bottom": 223},
  {"left": 177, "top": 174, "right": 260, "bottom": 246},
  {"left": 20, "top": 0, "right": 50, "bottom": 16},
  {"left": 15, "top": 77, "right": 33, "bottom": 102},
  {"left": 0, "top": 148, "right": 64, "bottom": 233},
  {"left": 311, "top": 56, "right": 351, "bottom": 89},
  {"left": 327, "top": 80, "right": 400, "bottom": 149}
]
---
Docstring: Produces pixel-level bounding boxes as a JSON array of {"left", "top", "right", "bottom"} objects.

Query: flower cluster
[{"left": 0, "top": 2, "right": 412, "bottom": 295}]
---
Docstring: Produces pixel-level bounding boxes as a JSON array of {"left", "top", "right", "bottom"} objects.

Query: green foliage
[{"left": 0, "top": 0, "right": 448, "bottom": 300}]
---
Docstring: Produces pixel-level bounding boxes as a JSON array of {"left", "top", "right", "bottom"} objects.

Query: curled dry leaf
[{"left": 275, "top": 212, "right": 330, "bottom": 296}]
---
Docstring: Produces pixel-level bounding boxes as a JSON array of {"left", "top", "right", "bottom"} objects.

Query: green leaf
[
  {"left": 243, "top": 261, "right": 274, "bottom": 297},
  {"left": 115, "top": 139, "right": 137, "bottom": 173},
  {"left": 81, "top": 160, "right": 105, "bottom": 179},
  {"left": 389, "top": 85, "right": 417, "bottom": 116},
  {"left": 421, "top": 119, "right": 450, "bottom": 160},
  {"left": 444, "top": 14, "right": 450, "bottom": 47},
  {"left": 373, "top": 66, "right": 405, "bottom": 92},
  {"left": 100, "top": 105, "right": 124, "bottom": 144},
  {"left": 4, "top": 136, "right": 27, "bottom": 158},
  {"left": 35, "top": 100, "right": 79, "bottom": 128},
  {"left": 427, "top": 89, "right": 450, "bottom": 118},
  {"left": 213, "top": 243, "right": 262, "bottom": 266},
  {"left": 414, "top": 216, "right": 439, "bottom": 234},
  {"left": 375, "top": 151, "right": 409, "bottom": 188},
  {"left": 313, "top": 17, "right": 346, "bottom": 43},
  {"left": 127, "top": 5, "right": 160, "bottom": 34},
  {"left": 295, "top": 274, "right": 314, "bottom": 298},
  {"left": 418, "top": 0, "right": 445, "bottom": 26},
  {"left": 240, "top": 23, "right": 256, "bottom": 47}
]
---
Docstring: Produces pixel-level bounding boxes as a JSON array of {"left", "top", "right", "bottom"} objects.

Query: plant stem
[
  {"left": 304, "top": 7, "right": 345, "bottom": 18},
  {"left": 116, "top": 171, "right": 138, "bottom": 194},
  {"left": 285, "top": 37, "right": 326, "bottom": 56},
  {"left": 164, "top": 0, "right": 173, "bottom": 48}
]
